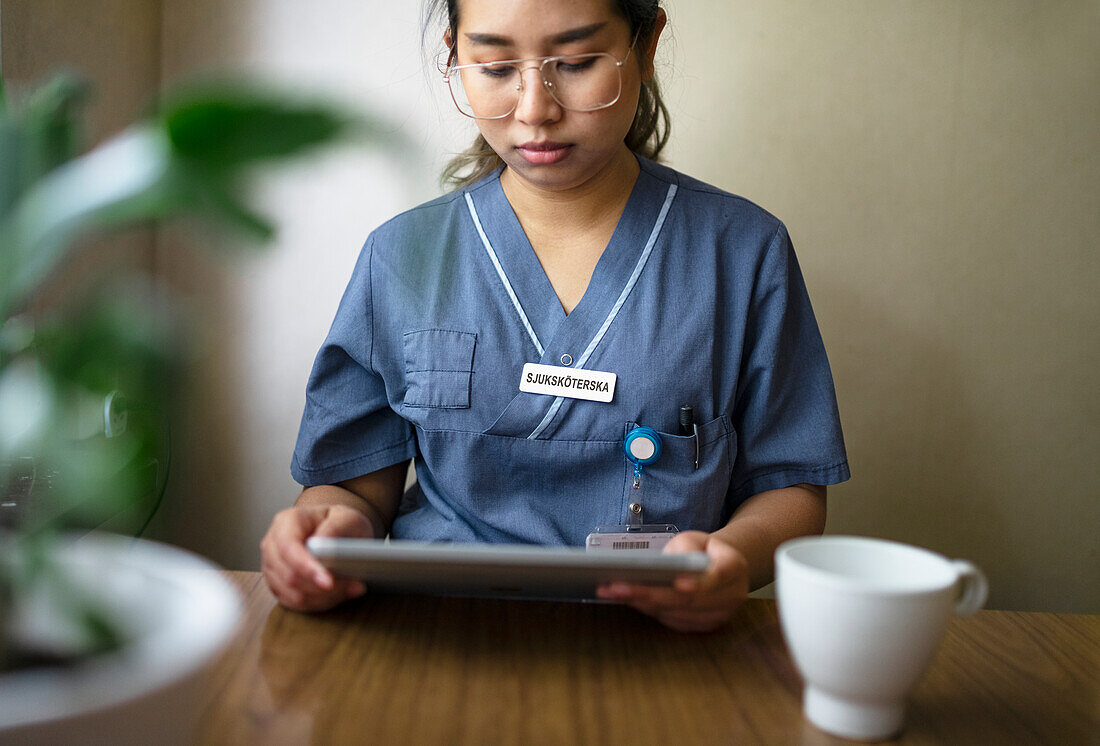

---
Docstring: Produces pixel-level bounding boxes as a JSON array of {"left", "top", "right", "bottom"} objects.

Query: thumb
[
  {"left": 665, "top": 530, "right": 714, "bottom": 593},
  {"left": 663, "top": 529, "right": 709, "bottom": 554}
]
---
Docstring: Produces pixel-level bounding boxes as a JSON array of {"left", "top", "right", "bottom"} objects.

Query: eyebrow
[{"left": 464, "top": 22, "right": 607, "bottom": 48}]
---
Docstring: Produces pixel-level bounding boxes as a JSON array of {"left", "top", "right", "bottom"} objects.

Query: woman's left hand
[{"left": 596, "top": 530, "right": 749, "bottom": 632}]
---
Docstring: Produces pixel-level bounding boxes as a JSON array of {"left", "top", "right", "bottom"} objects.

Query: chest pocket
[
  {"left": 403, "top": 329, "right": 477, "bottom": 409},
  {"left": 622, "top": 415, "right": 736, "bottom": 532}
]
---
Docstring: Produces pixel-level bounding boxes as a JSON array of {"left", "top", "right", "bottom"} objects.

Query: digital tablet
[{"left": 307, "top": 537, "right": 709, "bottom": 601}]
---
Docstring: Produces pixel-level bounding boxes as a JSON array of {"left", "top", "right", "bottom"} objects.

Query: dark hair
[{"left": 424, "top": 0, "right": 671, "bottom": 191}]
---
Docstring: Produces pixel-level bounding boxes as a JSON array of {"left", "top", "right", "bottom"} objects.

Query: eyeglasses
[{"left": 444, "top": 48, "right": 631, "bottom": 120}]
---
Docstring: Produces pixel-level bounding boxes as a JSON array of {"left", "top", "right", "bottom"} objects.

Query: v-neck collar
[{"left": 467, "top": 160, "right": 671, "bottom": 364}]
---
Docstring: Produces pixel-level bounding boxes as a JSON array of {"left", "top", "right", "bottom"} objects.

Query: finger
[
  {"left": 659, "top": 590, "right": 742, "bottom": 617},
  {"left": 596, "top": 581, "right": 649, "bottom": 604},
  {"left": 615, "top": 580, "right": 744, "bottom": 620},
  {"left": 261, "top": 509, "right": 365, "bottom": 611},
  {"left": 263, "top": 568, "right": 300, "bottom": 608},
  {"left": 660, "top": 531, "right": 718, "bottom": 592},
  {"left": 603, "top": 580, "right": 710, "bottom": 610},
  {"left": 629, "top": 585, "right": 687, "bottom": 609},
  {"left": 335, "top": 579, "right": 367, "bottom": 599},
  {"left": 261, "top": 547, "right": 297, "bottom": 591},
  {"left": 264, "top": 551, "right": 320, "bottom": 602},
  {"left": 265, "top": 536, "right": 347, "bottom": 601},
  {"left": 696, "top": 539, "right": 742, "bottom": 593},
  {"left": 596, "top": 583, "right": 657, "bottom": 612},
  {"left": 274, "top": 518, "right": 334, "bottom": 587},
  {"left": 612, "top": 586, "right": 695, "bottom": 617},
  {"left": 269, "top": 570, "right": 354, "bottom": 613},
  {"left": 267, "top": 509, "right": 327, "bottom": 564},
  {"left": 274, "top": 541, "right": 330, "bottom": 589},
  {"left": 267, "top": 543, "right": 364, "bottom": 604},
  {"left": 674, "top": 574, "right": 702, "bottom": 593},
  {"left": 665, "top": 535, "right": 744, "bottom": 596},
  {"left": 288, "top": 578, "right": 367, "bottom": 612},
  {"left": 267, "top": 574, "right": 305, "bottom": 609}
]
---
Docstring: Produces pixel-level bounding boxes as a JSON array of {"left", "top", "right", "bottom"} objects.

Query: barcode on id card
[{"left": 612, "top": 541, "right": 650, "bottom": 550}]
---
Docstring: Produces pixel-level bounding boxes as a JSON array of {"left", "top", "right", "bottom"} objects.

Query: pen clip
[{"left": 693, "top": 423, "right": 700, "bottom": 470}]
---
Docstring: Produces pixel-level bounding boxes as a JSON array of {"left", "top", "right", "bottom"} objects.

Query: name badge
[{"left": 519, "top": 362, "right": 616, "bottom": 403}]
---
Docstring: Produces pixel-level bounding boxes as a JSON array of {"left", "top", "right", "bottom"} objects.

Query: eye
[
  {"left": 554, "top": 56, "right": 598, "bottom": 74},
  {"left": 477, "top": 62, "right": 516, "bottom": 79}
]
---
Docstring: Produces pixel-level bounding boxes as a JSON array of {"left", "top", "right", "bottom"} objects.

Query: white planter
[{"left": 0, "top": 533, "right": 241, "bottom": 745}]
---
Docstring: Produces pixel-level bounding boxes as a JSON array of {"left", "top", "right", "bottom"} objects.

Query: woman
[{"left": 261, "top": 0, "right": 849, "bottom": 632}]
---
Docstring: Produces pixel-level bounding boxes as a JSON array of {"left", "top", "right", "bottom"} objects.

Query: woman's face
[{"left": 450, "top": 0, "right": 649, "bottom": 193}]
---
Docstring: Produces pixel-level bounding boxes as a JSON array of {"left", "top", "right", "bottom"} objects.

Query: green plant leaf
[
  {"left": 11, "top": 284, "right": 176, "bottom": 534},
  {"left": 186, "top": 172, "right": 275, "bottom": 240},
  {"left": 161, "top": 85, "right": 354, "bottom": 168},
  {"left": 20, "top": 74, "right": 89, "bottom": 187},
  {"left": 1, "top": 71, "right": 379, "bottom": 666},
  {"left": 0, "top": 125, "right": 173, "bottom": 318},
  {"left": 30, "top": 285, "right": 175, "bottom": 399},
  {"left": 0, "top": 118, "right": 22, "bottom": 222},
  {"left": 0, "top": 73, "right": 89, "bottom": 225}
]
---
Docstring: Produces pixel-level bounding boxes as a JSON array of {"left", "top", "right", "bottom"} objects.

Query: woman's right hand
[{"left": 260, "top": 504, "right": 373, "bottom": 612}]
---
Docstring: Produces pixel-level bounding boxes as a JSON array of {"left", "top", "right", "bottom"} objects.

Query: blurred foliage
[{"left": 0, "top": 66, "right": 371, "bottom": 668}]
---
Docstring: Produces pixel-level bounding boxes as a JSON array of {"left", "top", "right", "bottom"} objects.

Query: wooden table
[{"left": 196, "top": 572, "right": 1099, "bottom": 744}]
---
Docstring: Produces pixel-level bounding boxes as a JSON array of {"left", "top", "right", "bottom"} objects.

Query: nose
[{"left": 513, "top": 64, "right": 561, "bottom": 125}]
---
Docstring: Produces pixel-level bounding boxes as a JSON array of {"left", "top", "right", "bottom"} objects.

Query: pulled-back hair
[{"left": 424, "top": 0, "right": 671, "bottom": 191}]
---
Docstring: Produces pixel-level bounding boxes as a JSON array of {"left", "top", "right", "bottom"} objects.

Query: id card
[{"left": 585, "top": 524, "right": 679, "bottom": 553}]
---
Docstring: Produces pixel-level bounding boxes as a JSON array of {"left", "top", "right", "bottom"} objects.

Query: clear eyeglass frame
[{"left": 443, "top": 48, "right": 632, "bottom": 121}]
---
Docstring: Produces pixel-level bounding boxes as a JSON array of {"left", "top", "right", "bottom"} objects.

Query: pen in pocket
[{"left": 679, "top": 405, "right": 700, "bottom": 470}]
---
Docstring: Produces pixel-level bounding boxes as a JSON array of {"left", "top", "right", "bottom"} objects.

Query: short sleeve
[
  {"left": 728, "top": 224, "right": 850, "bottom": 504},
  {"left": 290, "top": 235, "right": 415, "bottom": 486}
]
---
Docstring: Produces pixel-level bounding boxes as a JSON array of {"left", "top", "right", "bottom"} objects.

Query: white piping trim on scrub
[
  {"left": 576, "top": 184, "right": 678, "bottom": 370},
  {"left": 527, "top": 183, "right": 679, "bottom": 440},
  {"left": 465, "top": 192, "right": 544, "bottom": 356}
]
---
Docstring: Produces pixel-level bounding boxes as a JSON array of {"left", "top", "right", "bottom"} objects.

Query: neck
[{"left": 500, "top": 147, "right": 640, "bottom": 233}]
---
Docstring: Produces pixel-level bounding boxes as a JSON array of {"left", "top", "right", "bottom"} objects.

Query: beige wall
[
  {"left": 0, "top": 0, "right": 161, "bottom": 294},
  {"left": 4, "top": 1, "right": 1097, "bottom": 612},
  {"left": 1, "top": 0, "right": 161, "bottom": 141},
  {"left": 664, "top": 1, "right": 1099, "bottom": 612}
]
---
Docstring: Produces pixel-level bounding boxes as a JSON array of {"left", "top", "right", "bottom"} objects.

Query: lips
[{"left": 516, "top": 141, "right": 572, "bottom": 165}]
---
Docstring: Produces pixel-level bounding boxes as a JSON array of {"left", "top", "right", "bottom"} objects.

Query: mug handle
[{"left": 952, "top": 560, "right": 989, "bottom": 616}]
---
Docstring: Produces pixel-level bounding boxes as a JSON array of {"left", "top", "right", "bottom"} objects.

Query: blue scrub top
[{"left": 291, "top": 157, "right": 850, "bottom": 546}]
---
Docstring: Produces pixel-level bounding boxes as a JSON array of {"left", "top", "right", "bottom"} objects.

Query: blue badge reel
[
  {"left": 586, "top": 426, "right": 679, "bottom": 553},
  {"left": 624, "top": 426, "right": 662, "bottom": 487}
]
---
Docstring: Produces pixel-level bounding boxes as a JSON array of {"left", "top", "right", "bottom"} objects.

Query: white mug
[{"left": 775, "top": 535, "right": 988, "bottom": 741}]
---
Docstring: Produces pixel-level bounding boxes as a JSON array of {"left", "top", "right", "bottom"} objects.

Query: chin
[{"left": 503, "top": 153, "right": 611, "bottom": 192}]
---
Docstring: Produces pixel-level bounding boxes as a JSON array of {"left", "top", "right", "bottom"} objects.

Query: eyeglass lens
[{"left": 449, "top": 54, "right": 621, "bottom": 119}]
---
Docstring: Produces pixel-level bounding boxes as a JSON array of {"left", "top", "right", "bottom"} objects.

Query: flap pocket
[{"left": 403, "top": 329, "right": 476, "bottom": 409}]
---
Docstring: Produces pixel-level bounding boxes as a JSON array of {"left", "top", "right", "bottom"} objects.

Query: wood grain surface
[{"left": 194, "top": 572, "right": 1099, "bottom": 745}]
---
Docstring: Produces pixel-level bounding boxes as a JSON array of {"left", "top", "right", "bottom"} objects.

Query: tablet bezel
[{"left": 307, "top": 537, "right": 709, "bottom": 601}]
